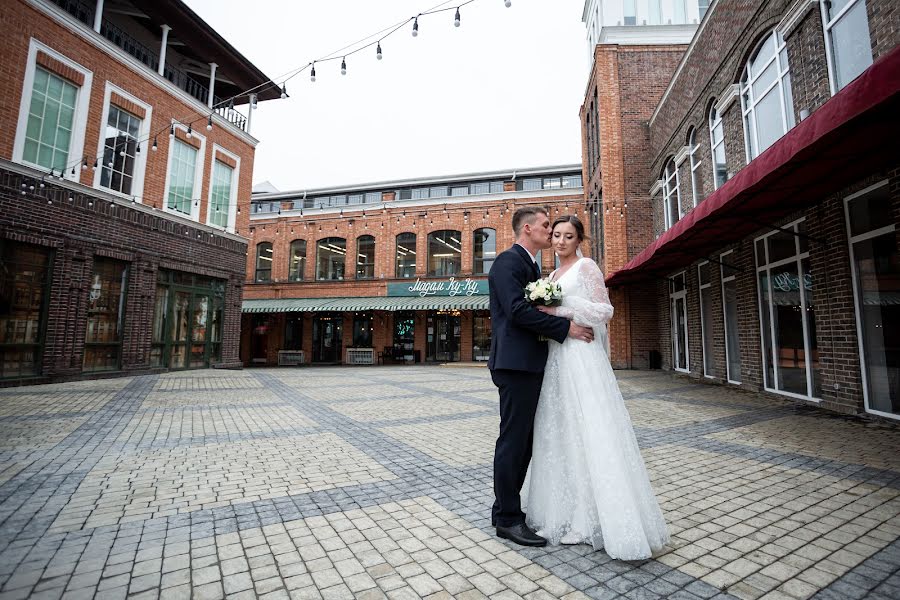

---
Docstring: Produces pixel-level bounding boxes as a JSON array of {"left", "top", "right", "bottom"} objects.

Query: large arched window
[
  {"left": 662, "top": 158, "right": 680, "bottom": 230},
  {"left": 687, "top": 128, "right": 702, "bottom": 206},
  {"left": 255, "top": 242, "right": 273, "bottom": 282},
  {"left": 356, "top": 235, "right": 375, "bottom": 279},
  {"left": 395, "top": 233, "right": 416, "bottom": 278},
  {"left": 740, "top": 30, "right": 795, "bottom": 160},
  {"left": 473, "top": 228, "right": 496, "bottom": 275},
  {"left": 428, "top": 230, "right": 462, "bottom": 276},
  {"left": 316, "top": 237, "right": 346, "bottom": 280},
  {"left": 709, "top": 103, "right": 727, "bottom": 189},
  {"left": 288, "top": 239, "right": 306, "bottom": 282}
]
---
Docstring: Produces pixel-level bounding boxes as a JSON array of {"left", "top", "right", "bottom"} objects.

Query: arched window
[
  {"left": 663, "top": 158, "right": 680, "bottom": 230},
  {"left": 428, "top": 230, "right": 462, "bottom": 276},
  {"left": 288, "top": 239, "right": 306, "bottom": 282},
  {"left": 473, "top": 228, "right": 496, "bottom": 275},
  {"left": 688, "top": 127, "right": 702, "bottom": 206},
  {"left": 821, "top": 0, "right": 872, "bottom": 93},
  {"left": 709, "top": 103, "right": 727, "bottom": 189},
  {"left": 316, "top": 237, "right": 346, "bottom": 280},
  {"left": 740, "top": 30, "right": 795, "bottom": 160},
  {"left": 255, "top": 242, "right": 273, "bottom": 283},
  {"left": 396, "top": 233, "right": 416, "bottom": 278},
  {"left": 356, "top": 235, "right": 375, "bottom": 279}
]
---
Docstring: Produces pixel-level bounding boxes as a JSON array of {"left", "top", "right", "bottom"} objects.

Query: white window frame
[
  {"left": 688, "top": 128, "right": 702, "bottom": 206},
  {"left": 720, "top": 250, "right": 742, "bottom": 384},
  {"left": 670, "top": 271, "right": 690, "bottom": 373},
  {"left": 821, "top": 0, "right": 873, "bottom": 96},
  {"left": 13, "top": 39, "right": 92, "bottom": 181},
  {"left": 92, "top": 83, "right": 152, "bottom": 201},
  {"left": 206, "top": 144, "right": 240, "bottom": 233},
  {"left": 709, "top": 104, "right": 727, "bottom": 190},
  {"left": 697, "top": 261, "right": 715, "bottom": 378},
  {"left": 754, "top": 218, "right": 819, "bottom": 401},
  {"left": 740, "top": 30, "right": 795, "bottom": 161},
  {"left": 162, "top": 123, "right": 206, "bottom": 222},
  {"left": 844, "top": 180, "right": 897, "bottom": 420},
  {"left": 663, "top": 159, "right": 681, "bottom": 230}
]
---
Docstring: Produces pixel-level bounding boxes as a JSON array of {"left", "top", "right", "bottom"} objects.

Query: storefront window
[
  {"left": 288, "top": 240, "right": 306, "bottom": 281},
  {"left": 721, "top": 251, "right": 742, "bottom": 383},
  {"left": 755, "top": 220, "right": 821, "bottom": 398},
  {"left": 352, "top": 313, "right": 373, "bottom": 347},
  {"left": 669, "top": 272, "right": 689, "bottom": 372},
  {"left": 356, "top": 235, "right": 375, "bottom": 279},
  {"left": 698, "top": 262, "right": 717, "bottom": 378},
  {"left": 846, "top": 181, "right": 899, "bottom": 418},
  {"left": 151, "top": 270, "right": 226, "bottom": 369},
  {"left": 284, "top": 315, "right": 303, "bottom": 351},
  {"left": 84, "top": 258, "right": 128, "bottom": 372},
  {"left": 255, "top": 242, "right": 273, "bottom": 282},
  {"left": 473, "top": 312, "right": 491, "bottom": 361},
  {"left": 394, "top": 311, "right": 415, "bottom": 361},
  {"left": 427, "top": 311, "right": 460, "bottom": 362},
  {"left": 473, "top": 228, "right": 496, "bottom": 275},
  {"left": 428, "top": 230, "right": 462, "bottom": 276},
  {"left": 312, "top": 313, "right": 343, "bottom": 363},
  {"left": 0, "top": 242, "right": 51, "bottom": 378},
  {"left": 396, "top": 233, "right": 416, "bottom": 278},
  {"left": 316, "top": 237, "right": 346, "bottom": 280}
]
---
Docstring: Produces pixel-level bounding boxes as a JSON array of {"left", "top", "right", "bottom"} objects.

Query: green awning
[{"left": 242, "top": 295, "right": 490, "bottom": 314}]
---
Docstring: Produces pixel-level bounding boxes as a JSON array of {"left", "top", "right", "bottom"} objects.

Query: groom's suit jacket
[{"left": 488, "top": 244, "right": 570, "bottom": 372}]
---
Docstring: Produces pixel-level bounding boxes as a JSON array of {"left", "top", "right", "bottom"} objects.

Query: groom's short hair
[{"left": 512, "top": 206, "right": 548, "bottom": 237}]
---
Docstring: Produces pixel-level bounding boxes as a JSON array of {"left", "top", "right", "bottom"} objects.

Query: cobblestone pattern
[{"left": 0, "top": 368, "right": 897, "bottom": 600}]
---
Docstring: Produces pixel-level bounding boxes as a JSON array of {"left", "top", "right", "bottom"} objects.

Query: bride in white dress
[{"left": 523, "top": 215, "right": 669, "bottom": 560}]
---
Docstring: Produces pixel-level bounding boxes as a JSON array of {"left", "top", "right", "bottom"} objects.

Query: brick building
[
  {"left": 242, "top": 166, "right": 585, "bottom": 366},
  {"left": 0, "top": 0, "right": 279, "bottom": 383},
  {"left": 589, "top": 0, "right": 900, "bottom": 419}
]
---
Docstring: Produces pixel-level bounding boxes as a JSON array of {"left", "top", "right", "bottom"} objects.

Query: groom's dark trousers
[{"left": 488, "top": 244, "right": 569, "bottom": 528}]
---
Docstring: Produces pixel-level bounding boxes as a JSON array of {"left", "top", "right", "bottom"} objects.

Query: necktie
[{"left": 534, "top": 261, "right": 541, "bottom": 278}]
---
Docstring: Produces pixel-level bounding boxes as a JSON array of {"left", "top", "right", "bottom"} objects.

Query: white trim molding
[
  {"left": 649, "top": 178, "right": 665, "bottom": 197},
  {"left": 674, "top": 145, "right": 692, "bottom": 166},
  {"left": 92, "top": 82, "right": 152, "bottom": 201},
  {"left": 207, "top": 144, "right": 241, "bottom": 234},
  {"left": 777, "top": 0, "right": 819, "bottom": 37},
  {"left": 13, "top": 38, "right": 93, "bottom": 182},
  {"left": 715, "top": 84, "right": 741, "bottom": 114}
]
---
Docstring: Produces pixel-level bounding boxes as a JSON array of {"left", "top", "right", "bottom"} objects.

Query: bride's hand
[{"left": 536, "top": 305, "right": 557, "bottom": 315}]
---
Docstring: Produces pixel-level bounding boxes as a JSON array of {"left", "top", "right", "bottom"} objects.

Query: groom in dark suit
[{"left": 488, "top": 206, "right": 595, "bottom": 546}]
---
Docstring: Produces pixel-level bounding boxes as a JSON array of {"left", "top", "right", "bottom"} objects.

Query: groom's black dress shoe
[{"left": 496, "top": 523, "right": 547, "bottom": 547}]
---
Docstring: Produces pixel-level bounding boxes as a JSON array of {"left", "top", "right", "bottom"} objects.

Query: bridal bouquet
[{"left": 525, "top": 277, "right": 563, "bottom": 307}]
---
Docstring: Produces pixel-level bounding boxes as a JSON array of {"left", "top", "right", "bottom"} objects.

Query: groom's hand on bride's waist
[{"left": 568, "top": 323, "right": 594, "bottom": 343}]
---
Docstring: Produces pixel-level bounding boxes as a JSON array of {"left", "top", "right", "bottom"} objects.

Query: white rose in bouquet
[{"left": 524, "top": 277, "right": 563, "bottom": 307}]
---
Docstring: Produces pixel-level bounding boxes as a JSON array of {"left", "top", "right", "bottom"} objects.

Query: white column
[
  {"left": 93, "top": 0, "right": 104, "bottom": 32},
  {"left": 207, "top": 63, "right": 218, "bottom": 109},
  {"left": 158, "top": 25, "right": 171, "bottom": 76},
  {"left": 247, "top": 93, "right": 257, "bottom": 135}
]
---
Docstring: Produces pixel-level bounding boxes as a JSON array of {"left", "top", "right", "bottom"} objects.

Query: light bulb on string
[
  {"left": 135, "top": 143, "right": 141, "bottom": 154},
  {"left": 341, "top": 57, "right": 347, "bottom": 75},
  {"left": 82, "top": 159, "right": 88, "bottom": 171},
  {"left": 412, "top": 17, "right": 419, "bottom": 37},
  {"left": 152, "top": 137, "right": 158, "bottom": 151},
  {"left": 310, "top": 63, "right": 316, "bottom": 82},
  {"left": 376, "top": 42, "right": 383, "bottom": 60},
  {"left": 280, "top": 84, "right": 288, "bottom": 99},
  {"left": 454, "top": 8, "right": 461, "bottom": 26},
  {"left": 186, "top": 125, "right": 192, "bottom": 138},
  {"left": 169, "top": 124, "right": 175, "bottom": 138},
  {"left": 505, "top": 0, "right": 512, "bottom": 7},
  {"left": 207, "top": 115, "right": 213, "bottom": 131}
]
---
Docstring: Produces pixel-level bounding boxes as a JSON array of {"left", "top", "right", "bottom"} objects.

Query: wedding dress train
[{"left": 523, "top": 257, "right": 669, "bottom": 560}]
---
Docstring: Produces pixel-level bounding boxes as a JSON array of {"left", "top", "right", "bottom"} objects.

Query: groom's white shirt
[{"left": 516, "top": 243, "right": 538, "bottom": 266}]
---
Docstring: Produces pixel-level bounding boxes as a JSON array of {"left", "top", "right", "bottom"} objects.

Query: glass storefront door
[
  {"left": 473, "top": 312, "right": 491, "bottom": 361},
  {"left": 0, "top": 241, "right": 51, "bottom": 379},
  {"left": 313, "top": 314, "right": 343, "bottom": 363},
  {"left": 427, "top": 311, "right": 461, "bottom": 362},
  {"left": 150, "top": 270, "right": 225, "bottom": 369},
  {"left": 669, "top": 273, "right": 689, "bottom": 372}
]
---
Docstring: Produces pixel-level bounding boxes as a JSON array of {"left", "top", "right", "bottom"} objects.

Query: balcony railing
[{"left": 49, "top": 0, "right": 248, "bottom": 132}]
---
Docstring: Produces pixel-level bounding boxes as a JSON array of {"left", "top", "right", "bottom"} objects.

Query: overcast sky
[{"left": 183, "top": 0, "right": 589, "bottom": 191}]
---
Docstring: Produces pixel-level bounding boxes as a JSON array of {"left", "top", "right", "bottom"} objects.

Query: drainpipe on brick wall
[
  {"left": 208, "top": 63, "right": 218, "bottom": 109},
  {"left": 93, "top": 0, "right": 104, "bottom": 32},
  {"left": 158, "top": 25, "right": 171, "bottom": 77}
]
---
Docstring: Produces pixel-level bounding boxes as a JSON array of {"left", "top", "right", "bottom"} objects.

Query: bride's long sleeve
[{"left": 555, "top": 259, "right": 614, "bottom": 326}]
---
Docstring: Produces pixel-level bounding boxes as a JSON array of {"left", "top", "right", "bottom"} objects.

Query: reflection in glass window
[
  {"left": 100, "top": 105, "right": 141, "bottom": 195},
  {"left": 352, "top": 313, "right": 373, "bottom": 347},
  {"left": 688, "top": 128, "right": 702, "bottom": 206},
  {"left": 473, "top": 228, "right": 496, "bottom": 275},
  {"left": 473, "top": 312, "right": 492, "bottom": 361},
  {"left": 709, "top": 104, "right": 728, "bottom": 189},
  {"left": 316, "top": 237, "right": 346, "bottom": 280},
  {"left": 356, "top": 235, "right": 375, "bottom": 279},
  {"left": 740, "top": 30, "right": 795, "bottom": 160},
  {"left": 0, "top": 242, "right": 51, "bottom": 378},
  {"left": 168, "top": 139, "right": 197, "bottom": 215},
  {"left": 721, "top": 251, "right": 742, "bottom": 383},
  {"left": 288, "top": 239, "right": 306, "bottom": 281},
  {"left": 428, "top": 230, "right": 462, "bottom": 276},
  {"left": 22, "top": 67, "right": 78, "bottom": 172},
  {"left": 396, "top": 233, "right": 416, "bottom": 278},
  {"left": 822, "top": 0, "right": 872, "bottom": 92},
  {"left": 255, "top": 242, "right": 273, "bottom": 282},
  {"left": 209, "top": 160, "right": 233, "bottom": 228},
  {"left": 84, "top": 258, "right": 128, "bottom": 372},
  {"left": 663, "top": 158, "right": 680, "bottom": 230},
  {"left": 698, "top": 262, "right": 717, "bottom": 378}
]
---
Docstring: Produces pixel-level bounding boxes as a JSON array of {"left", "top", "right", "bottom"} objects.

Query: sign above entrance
[{"left": 387, "top": 277, "right": 489, "bottom": 297}]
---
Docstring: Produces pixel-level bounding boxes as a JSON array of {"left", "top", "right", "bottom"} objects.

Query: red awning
[{"left": 606, "top": 45, "right": 900, "bottom": 287}]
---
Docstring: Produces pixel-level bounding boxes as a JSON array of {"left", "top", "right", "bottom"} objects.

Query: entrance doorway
[
  {"left": 313, "top": 314, "right": 343, "bottom": 363},
  {"left": 427, "top": 311, "right": 461, "bottom": 362},
  {"left": 150, "top": 270, "right": 225, "bottom": 369}
]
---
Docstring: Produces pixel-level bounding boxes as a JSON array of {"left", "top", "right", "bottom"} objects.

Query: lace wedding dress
[{"left": 522, "top": 257, "right": 669, "bottom": 560}]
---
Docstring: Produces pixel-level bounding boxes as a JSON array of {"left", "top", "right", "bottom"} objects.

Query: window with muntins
[
  {"left": 688, "top": 128, "right": 702, "bottom": 206},
  {"left": 168, "top": 139, "right": 197, "bottom": 215},
  {"left": 23, "top": 67, "right": 77, "bottom": 172},
  {"left": 822, "top": 0, "right": 873, "bottom": 93},
  {"left": 288, "top": 239, "right": 306, "bottom": 281},
  {"left": 663, "top": 158, "right": 680, "bottom": 230},
  {"left": 473, "top": 228, "right": 496, "bottom": 275},
  {"left": 356, "top": 235, "right": 375, "bottom": 279},
  {"left": 709, "top": 104, "right": 728, "bottom": 189},
  {"left": 428, "top": 231, "right": 462, "bottom": 277},
  {"left": 255, "top": 242, "right": 273, "bottom": 282},
  {"left": 741, "top": 30, "right": 795, "bottom": 160},
  {"left": 396, "top": 233, "right": 416, "bottom": 278},
  {"left": 209, "top": 160, "right": 233, "bottom": 228},
  {"left": 100, "top": 105, "right": 140, "bottom": 195},
  {"left": 316, "top": 238, "right": 346, "bottom": 280}
]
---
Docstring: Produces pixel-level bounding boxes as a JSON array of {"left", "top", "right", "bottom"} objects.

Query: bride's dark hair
[{"left": 552, "top": 215, "right": 589, "bottom": 243}]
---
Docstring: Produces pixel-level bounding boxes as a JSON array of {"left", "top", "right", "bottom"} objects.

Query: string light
[
  {"left": 341, "top": 57, "right": 347, "bottom": 75},
  {"left": 152, "top": 137, "right": 158, "bottom": 151},
  {"left": 310, "top": 63, "right": 316, "bottom": 82},
  {"left": 280, "top": 84, "right": 288, "bottom": 99},
  {"left": 186, "top": 125, "right": 192, "bottom": 138},
  {"left": 454, "top": 8, "right": 461, "bottom": 26},
  {"left": 412, "top": 17, "right": 419, "bottom": 37},
  {"left": 376, "top": 41, "right": 383, "bottom": 60},
  {"left": 505, "top": 0, "right": 511, "bottom": 6},
  {"left": 169, "top": 125, "right": 175, "bottom": 138},
  {"left": 207, "top": 115, "right": 213, "bottom": 131}
]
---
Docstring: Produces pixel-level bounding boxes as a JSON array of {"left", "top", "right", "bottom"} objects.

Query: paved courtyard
[{"left": 1, "top": 367, "right": 899, "bottom": 600}]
